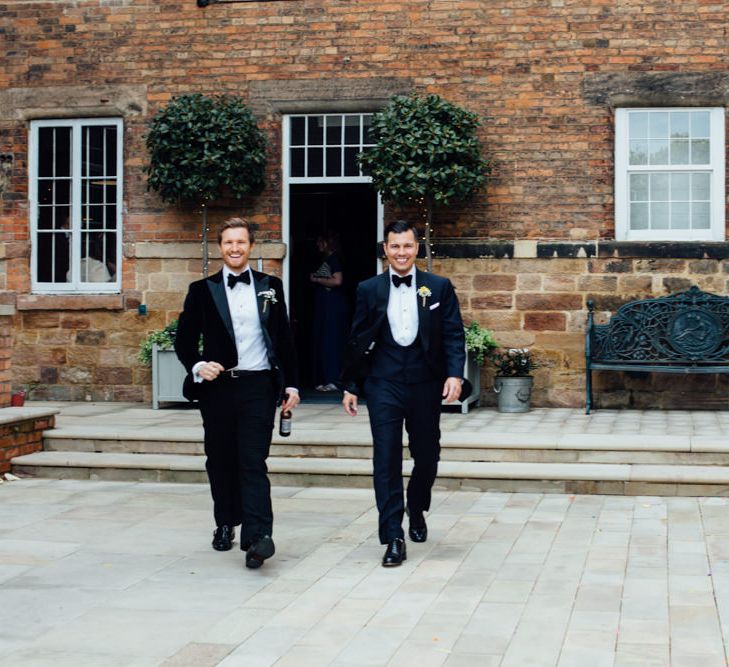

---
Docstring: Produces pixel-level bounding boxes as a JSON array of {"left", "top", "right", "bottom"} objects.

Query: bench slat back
[{"left": 589, "top": 286, "right": 729, "bottom": 365}]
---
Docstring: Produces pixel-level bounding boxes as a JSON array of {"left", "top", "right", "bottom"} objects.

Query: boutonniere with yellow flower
[
  {"left": 417, "top": 285, "right": 432, "bottom": 308},
  {"left": 257, "top": 288, "right": 278, "bottom": 312}
]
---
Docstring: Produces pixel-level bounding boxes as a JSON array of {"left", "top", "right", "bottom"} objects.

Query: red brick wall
[
  {"left": 1, "top": 0, "right": 727, "bottom": 407},
  {"left": 2, "top": 0, "right": 727, "bottom": 246},
  {"left": 0, "top": 414, "right": 54, "bottom": 474}
]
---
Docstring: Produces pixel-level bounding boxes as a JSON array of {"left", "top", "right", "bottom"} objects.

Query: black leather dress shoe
[
  {"left": 245, "top": 535, "right": 275, "bottom": 569},
  {"left": 407, "top": 510, "right": 428, "bottom": 543},
  {"left": 382, "top": 538, "right": 407, "bottom": 567},
  {"left": 212, "top": 525, "right": 234, "bottom": 551}
]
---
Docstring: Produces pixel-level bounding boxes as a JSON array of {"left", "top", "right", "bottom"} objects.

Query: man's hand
[
  {"left": 342, "top": 390, "right": 358, "bottom": 416},
  {"left": 442, "top": 377, "right": 463, "bottom": 404},
  {"left": 198, "top": 361, "right": 225, "bottom": 382},
  {"left": 281, "top": 391, "right": 300, "bottom": 412}
]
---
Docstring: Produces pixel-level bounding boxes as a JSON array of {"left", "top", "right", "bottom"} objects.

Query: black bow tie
[
  {"left": 227, "top": 271, "right": 251, "bottom": 288},
  {"left": 391, "top": 274, "right": 412, "bottom": 288}
]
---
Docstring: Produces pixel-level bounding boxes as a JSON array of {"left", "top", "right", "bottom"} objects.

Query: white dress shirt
[
  {"left": 387, "top": 267, "right": 418, "bottom": 347},
  {"left": 223, "top": 266, "right": 270, "bottom": 371},
  {"left": 192, "top": 268, "right": 299, "bottom": 395},
  {"left": 192, "top": 266, "right": 269, "bottom": 380}
]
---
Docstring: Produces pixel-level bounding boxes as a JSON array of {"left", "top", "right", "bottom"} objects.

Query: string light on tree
[
  {"left": 358, "top": 93, "right": 489, "bottom": 272},
  {"left": 146, "top": 93, "right": 266, "bottom": 277}
]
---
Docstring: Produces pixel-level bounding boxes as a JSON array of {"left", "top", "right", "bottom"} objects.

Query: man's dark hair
[
  {"left": 218, "top": 217, "right": 255, "bottom": 244},
  {"left": 383, "top": 219, "right": 419, "bottom": 242}
]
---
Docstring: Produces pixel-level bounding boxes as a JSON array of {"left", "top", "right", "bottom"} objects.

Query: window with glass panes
[
  {"left": 615, "top": 108, "right": 725, "bottom": 241},
  {"left": 287, "top": 114, "right": 374, "bottom": 179},
  {"left": 29, "top": 118, "right": 122, "bottom": 293}
]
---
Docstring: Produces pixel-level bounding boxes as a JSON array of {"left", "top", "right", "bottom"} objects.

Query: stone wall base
[{"left": 7, "top": 241, "right": 729, "bottom": 410}]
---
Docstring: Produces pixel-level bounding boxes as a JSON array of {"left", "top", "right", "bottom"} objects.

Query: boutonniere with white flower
[
  {"left": 258, "top": 289, "right": 278, "bottom": 312},
  {"left": 417, "top": 285, "right": 432, "bottom": 308}
]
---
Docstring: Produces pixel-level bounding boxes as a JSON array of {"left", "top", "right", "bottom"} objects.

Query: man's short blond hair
[{"left": 217, "top": 217, "right": 255, "bottom": 244}]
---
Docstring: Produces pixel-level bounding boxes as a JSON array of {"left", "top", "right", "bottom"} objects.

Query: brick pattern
[
  {"left": 7, "top": 251, "right": 728, "bottom": 408},
  {"left": 2, "top": 0, "right": 727, "bottom": 246},
  {"left": 437, "top": 255, "right": 729, "bottom": 410},
  {"left": 0, "top": 414, "right": 53, "bottom": 474},
  {"left": 0, "top": 315, "right": 10, "bottom": 407},
  {"left": 1, "top": 0, "right": 728, "bottom": 407},
  {"left": 11, "top": 256, "right": 237, "bottom": 403}
]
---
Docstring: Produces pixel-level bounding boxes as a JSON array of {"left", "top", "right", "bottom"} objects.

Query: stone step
[
  {"left": 11, "top": 450, "right": 729, "bottom": 496},
  {"left": 42, "top": 431, "right": 729, "bottom": 466}
]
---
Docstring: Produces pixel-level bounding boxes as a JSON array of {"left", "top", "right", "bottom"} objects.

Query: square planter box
[{"left": 152, "top": 344, "right": 188, "bottom": 409}]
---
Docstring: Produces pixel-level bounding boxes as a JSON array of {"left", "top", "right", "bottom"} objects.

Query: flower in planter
[
  {"left": 491, "top": 347, "right": 537, "bottom": 377},
  {"left": 138, "top": 319, "right": 178, "bottom": 366},
  {"left": 464, "top": 321, "right": 497, "bottom": 366}
]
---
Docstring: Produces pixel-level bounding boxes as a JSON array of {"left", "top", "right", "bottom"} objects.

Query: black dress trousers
[
  {"left": 199, "top": 371, "right": 277, "bottom": 544},
  {"left": 365, "top": 376, "right": 442, "bottom": 544}
]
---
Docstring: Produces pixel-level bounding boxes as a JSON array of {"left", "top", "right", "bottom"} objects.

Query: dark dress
[{"left": 312, "top": 252, "right": 349, "bottom": 387}]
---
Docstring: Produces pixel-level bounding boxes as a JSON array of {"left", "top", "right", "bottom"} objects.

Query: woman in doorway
[{"left": 309, "top": 232, "right": 348, "bottom": 391}]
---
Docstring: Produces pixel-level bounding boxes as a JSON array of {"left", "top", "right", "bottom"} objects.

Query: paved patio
[
  {"left": 4, "top": 402, "right": 729, "bottom": 665},
  {"left": 2, "top": 473, "right": 729, "bottom": 666}
]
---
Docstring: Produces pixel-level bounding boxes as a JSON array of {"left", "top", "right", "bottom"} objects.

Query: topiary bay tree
[
  {"left": 146, "top": 93, "right": 267, "bottom": 275},
  {"left": 358, "top": 93, "right": 489, "bottom": 271}
]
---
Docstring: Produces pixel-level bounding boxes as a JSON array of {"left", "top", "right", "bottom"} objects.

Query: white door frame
[{"left": 281, "top": 113, "right": 384, "bottom": 301}]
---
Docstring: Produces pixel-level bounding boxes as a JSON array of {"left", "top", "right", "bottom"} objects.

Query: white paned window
[
  {"left": 286, "top": 113, "right": 375, "bottom": 182},
  {"left": 29, "top": 118, "right": 123, "bottom": 293},
  {"left": 615, "top": 108, "right": 725, "bottom": 241}
]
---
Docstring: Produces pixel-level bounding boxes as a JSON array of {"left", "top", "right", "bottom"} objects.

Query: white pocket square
[{"left": 429, "top": 302, "right": 440, "bottom": 310}]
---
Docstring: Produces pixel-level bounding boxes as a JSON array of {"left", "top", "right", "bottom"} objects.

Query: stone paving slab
[{"left": 2, "top": 478, "right": 729, "bottom": 666}]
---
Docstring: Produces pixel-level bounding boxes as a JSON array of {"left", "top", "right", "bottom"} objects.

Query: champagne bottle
[{"left": 279, "top": 395, "right": 292, "bottom": 437}]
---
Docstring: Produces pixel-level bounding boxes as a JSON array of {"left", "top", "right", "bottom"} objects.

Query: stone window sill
[{"left": 17, "top": 294, "right": 124, "bottom": 311}]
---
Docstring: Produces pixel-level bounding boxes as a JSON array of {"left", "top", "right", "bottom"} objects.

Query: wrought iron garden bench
[{"left": 585, "top": 286, "right": 729, "bottom": 414}]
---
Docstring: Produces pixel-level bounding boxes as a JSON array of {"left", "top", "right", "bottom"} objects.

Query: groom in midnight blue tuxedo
[{"left": 342, "top": 220, "right": 467, "bottom": 567}]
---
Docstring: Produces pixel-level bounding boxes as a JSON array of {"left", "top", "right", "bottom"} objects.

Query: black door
[{"left": 288, "top": 183, "right": 378, "bottom": 394}]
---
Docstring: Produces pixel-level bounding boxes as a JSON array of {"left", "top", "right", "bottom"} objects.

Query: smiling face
[
  {"left": 383, "top": 228, "right": 419, "bottom": 277},
  {"left": 220, "top": 226, "right": 254, "bottom": 272}
]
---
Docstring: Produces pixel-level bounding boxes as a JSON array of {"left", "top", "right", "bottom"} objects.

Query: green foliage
[
  {"left": 491, "top": 348, "right": 538, "bottom": 377},
  {"left": 358, "top": 93, "right": 490, "bottom": 208},
  {"left": 146, "top": 94, "right": 267, "bottom": 203},
  {"left": 464, "top": 321, "right": 497, "bottom": 366},
  {"left": 138, "top": 320, "right": 178, "bottom": 366}
]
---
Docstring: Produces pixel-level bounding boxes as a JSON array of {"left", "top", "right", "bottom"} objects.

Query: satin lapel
[
  {"left": 206, "top": 271, "right": 235, "bottom": 343},
  {"left": 253, "top": 273, "right": 272, "bottom": 328},
  {"left": 375, "top": 271, "right": 390, "bottom": 318},
  {"left": 416, "top": 269, "right": 431, "bottom": 351}
]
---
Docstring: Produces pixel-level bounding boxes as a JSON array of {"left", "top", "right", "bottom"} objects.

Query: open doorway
[{"left": 288, "top": 183, "right": 379, "bottom": 397}]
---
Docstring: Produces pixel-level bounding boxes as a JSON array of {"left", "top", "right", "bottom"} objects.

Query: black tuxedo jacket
[
  {"left": 341, "top": 269, "right": 466, "bottom": 397},
  {"left": 174, "top": 269, "right": 298, "bottom": 401}
]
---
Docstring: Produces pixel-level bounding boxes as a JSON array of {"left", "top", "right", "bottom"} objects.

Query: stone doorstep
[{"left": 13, "top": 451, "right": 729, "bottom": 486}]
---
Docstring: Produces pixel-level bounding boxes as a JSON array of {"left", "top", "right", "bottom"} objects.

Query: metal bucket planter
[{"left": 494, "top": 376, "right": 533, "bottom": 413}]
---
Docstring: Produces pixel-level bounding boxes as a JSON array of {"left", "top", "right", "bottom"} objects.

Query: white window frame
[
  {"left": 615, "top": 107, "right": 725, "bottom": 242},
  {"left": 281, "top": 113, "right": 384, "bottom": 298},
  {"left": 29, "top": 117, "right": 123, "bottom": 294}
]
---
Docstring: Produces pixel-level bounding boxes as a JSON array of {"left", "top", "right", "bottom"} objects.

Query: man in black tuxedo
[
  {"left": 342, "top": 220, "right": 467, "bottom": 567},
  {"left": 175, "top": 218, "right": 299, "bottom": 569}
]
